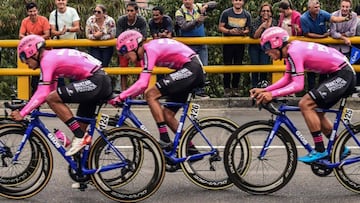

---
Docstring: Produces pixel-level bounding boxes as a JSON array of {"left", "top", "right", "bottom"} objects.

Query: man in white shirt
[{"left": 49, "top": 0, "right": 80, "bottom": 39}]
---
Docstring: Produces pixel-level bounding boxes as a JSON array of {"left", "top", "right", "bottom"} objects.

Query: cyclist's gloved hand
[{"left": 108, "top": 97, "right": 123, "bottom": 107}]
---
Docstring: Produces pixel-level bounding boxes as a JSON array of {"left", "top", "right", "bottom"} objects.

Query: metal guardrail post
[{"left": 17, "top": 57, "right": 30, "bottom": 99}]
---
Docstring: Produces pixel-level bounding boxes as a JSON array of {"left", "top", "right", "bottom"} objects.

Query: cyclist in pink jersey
[
  {"left": 11, "top": 35, "right": 113, "bottom": 156},
  {"left": 109, "top": 30, "right": 206, "bottom": 152},
  {"left": 250, "top": 27, "right": 356, "bottom": 163}
]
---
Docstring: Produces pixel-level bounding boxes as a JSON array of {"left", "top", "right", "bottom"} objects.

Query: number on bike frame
[
  {"left": 96, "top": 113, "right": 110, "bottom": 130},
  {"left": 187, "top": 103, "right": 200, "bottom": 120},
  {"left": 341, "top": 108, "right": 353, "bottom": 125}
]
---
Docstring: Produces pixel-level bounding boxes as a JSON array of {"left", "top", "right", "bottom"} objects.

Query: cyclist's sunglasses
[
  {"left": 19, "top": 51, "right": 28, "bottom": 63},
  {"left": 117, "top": 45, "right": 128, "bottom": 56},
  {"left": 261, "top": 41, "right": 272, "bottom": 51}
]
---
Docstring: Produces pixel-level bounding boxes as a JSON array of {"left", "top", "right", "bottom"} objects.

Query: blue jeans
[
  {"left": 248, "top": 44, "right": 270, "bottom": 88},
  {"left": 189, "top": 45, "right": 208, "bottom": 95},
  {"left": 189, "top": 45, "right": 208, "bottom": 66},
  {"left": 89, "top": 46, "right": 114, "bottom": 67}
]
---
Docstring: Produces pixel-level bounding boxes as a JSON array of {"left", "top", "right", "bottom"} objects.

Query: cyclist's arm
[
  {"left": 119, "top": 51, "right": 156, "bottom": 100},
  {"left": 268, "top": 74, "right": 304, "bottom": 97},
  {"left": 119, "top": 72, "right": 151, "bottom": 100},
  {"left": 19, "top": 82, "right": 56, "bottom": 117},
  {"left": 265, "top": 72, "right": 292, "bottom": 92}
]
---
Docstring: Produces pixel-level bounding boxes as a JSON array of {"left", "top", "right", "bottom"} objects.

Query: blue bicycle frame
[
  {"left": 260, "top": 98, "right": 360, "bottom": 168},
  {"left": 114, "top": 96, "right": 216, "bottom": 163},
  {"left": 11, "top": 109, "right": 128, "bottom": 176}
]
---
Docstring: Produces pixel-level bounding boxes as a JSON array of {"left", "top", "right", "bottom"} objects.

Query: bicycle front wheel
[
  {"left": 224, "top": 120, "right": 297, "bottom": 194},
  {"left": 0, "top": 124, "right": 53, "bottom": 199},
  {"left": 179, "top": 117, "right": 239, "bottom": 190},
  {"left": 89, "top": 127, "right": 165, "bottom": 202},
  {"left": 332, "top": 123, "right": 360, "bottom": 193}
]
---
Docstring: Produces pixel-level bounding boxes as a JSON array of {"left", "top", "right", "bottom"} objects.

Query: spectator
[
  {"left": 353, "top": 4, "right": 360, "bottom": 92},
  {"left": 85, "top": 4, "right": 116, "bottom": 68},
  {"left": 175, "top": 0, "right": 210, "bottom": 99},
  {"left": 149, "top": 6, "right": 173, "bottom": 39},
  {"left": 148, "top": 6, "right": 174, "bottom": 81},
  {"left": 301, "top": 0, "right": 351, "bottom": 90},
  {"left": 218, "top": 0, "right": 251, "bottom": 97},
  {"left": 329, "top": 0, "right": 357, "bottom": 58},
  {"left": 116, "top": 1, "right": 147, "bottom": 91},
  {"left": 19, "top": 2, "right": 50, "bottom": 40},
  {"left": 49, "top": 0, "right": 80, "bottom": 40},
  {"left": 248, "top": 2, "right": 276, "bottom": 89},
  {"left": 19, "top": 2, "right": 51, "bottom": 95},
  {"left": 278, "top": 0, "right": 302, "bottom": 36},
  {"left": 49, "top": 0, "right": 81, "bottom": 88}
]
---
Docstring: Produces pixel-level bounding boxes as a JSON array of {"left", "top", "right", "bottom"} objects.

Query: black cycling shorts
[
  {"left": 155, "top": 56, "right": 206, "bottom": 112},
  {"left": 309, "top": 65, "right": 356, "bottom": 109},
  {"left": 57, "top": 69, "right": 113, "bottom": 118}
]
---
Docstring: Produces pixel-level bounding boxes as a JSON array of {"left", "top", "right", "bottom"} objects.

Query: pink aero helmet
[
  {"left": 260, "top": 27, "right": 289, "bottom": 51},
  {"left": 116, "top": 30, "right": 144, "bottom": 55},
  {"left": 17, "top": 34, "right": 45, "bottom": 62}
]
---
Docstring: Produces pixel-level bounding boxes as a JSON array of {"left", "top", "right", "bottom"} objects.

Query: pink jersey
[
  {"left": 265, "top": 40, "right": 353, "bottom": 97},
  {"left": 119, "top": 38, "right": 196, "bottom": 100},
  {"left": 20, "top": 49, "right": 102, "bottom": 117}
]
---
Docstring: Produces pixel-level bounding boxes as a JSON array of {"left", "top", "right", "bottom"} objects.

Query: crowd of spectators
[{"left": 18, "top": 0, "right": 360, "bottom": 97}]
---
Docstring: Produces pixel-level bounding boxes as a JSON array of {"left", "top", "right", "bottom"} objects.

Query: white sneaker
[
  {"left": 65, "top": 134, "right": 91, "bottom": 156},
  {"left": 72, "top": 182, "right": 80, "bottom": 189}
]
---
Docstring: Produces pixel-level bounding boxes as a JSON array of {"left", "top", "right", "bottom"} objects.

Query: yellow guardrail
[{"left": 1, "top": 36, "right": 360, "bottom": 99}]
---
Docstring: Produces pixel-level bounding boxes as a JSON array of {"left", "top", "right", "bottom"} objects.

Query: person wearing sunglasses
[
  {"left": 13, "top": 35, "right": 112, "bottom": 157},
  {"left": 250, "top": 27, "right": 356, "bottom": 163},
  {"left": 109, "top": 30, "right": 206, "bottom": 153},
  {"left": 85, "top": 4, "right": 116, "bottom": 68}
]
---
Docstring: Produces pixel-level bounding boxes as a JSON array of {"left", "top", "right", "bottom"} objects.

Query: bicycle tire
[
  {"left": 332, "top": 123, "right": 360, "bottom": 193},
  {"left": 224, "top": 120, "right": 297, "bottom": 194},
  {"left": 0, "top": 125, "right": 53, "bottom": 199},
  {"left": 0, "top": 124, "right": 39, "bottom": 186},
  {"left": 91, "top": 127, "right": 143, "bottom": 187},
  {"left": 89, "top": 127, "right": 165, "bottom": 202},
  {"left": 179, "top": 117, "right": 239, "bottom": 190}
]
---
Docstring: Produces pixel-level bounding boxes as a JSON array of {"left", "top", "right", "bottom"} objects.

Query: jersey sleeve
[
  {"left": 267, "top": 74, "right": 304, "bottom": 97},
  {"left": 19, "top": 83, "right": 56, "bottom": 117},
  {"left": 119, "top": 72, "right": 151, "bottom": 100},
  {"left": 265, "top": 56, "right": 305, "bottom": 97}
]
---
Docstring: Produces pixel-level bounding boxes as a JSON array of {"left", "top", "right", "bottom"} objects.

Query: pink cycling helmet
[
  {"left": 260, "top": 27, "right": 289, "bottom": 51},
  {"left": 116, "top": 30, "right": 144, "bottom": 55},
  {"left": 17, "top": 34, "right": 45, "bottom": 62}
]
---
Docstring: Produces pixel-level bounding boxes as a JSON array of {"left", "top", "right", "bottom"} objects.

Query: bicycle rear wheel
[
  {"left": 332, "top": 123, "right": 360, "bottom": 193},
  {"left": 0, "top": 124, "right": 53, "bottom": 199},
  {"left": 179, "top": 117, "right": 239, "bottom": 190},
  {"left": 224, "top": 120, "right": 297, "bottom": 194},
  {"left": 89, "top": 127, "right": 165, "bottom": 202}
]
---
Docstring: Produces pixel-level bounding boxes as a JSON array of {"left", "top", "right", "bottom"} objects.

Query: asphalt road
[{"left": 1, "top": 106, "right": 360, "bottom": 203}]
